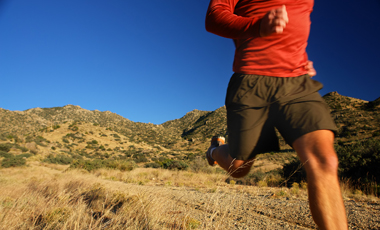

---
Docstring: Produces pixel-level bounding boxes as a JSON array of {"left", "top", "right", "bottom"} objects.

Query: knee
[
  {"left": 321, "top": 153, "right": 339, "bottom": 174},
  {"left": 305, "top": 151, "right": 339, "bottom": 175},
  {"left": 293, "top": 130, "right": 339, "bottom": 176}
]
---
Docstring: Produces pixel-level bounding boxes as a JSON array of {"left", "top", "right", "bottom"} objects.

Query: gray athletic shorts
[{"left": 225, "top": 73, "right": 337, "bottom": 161}]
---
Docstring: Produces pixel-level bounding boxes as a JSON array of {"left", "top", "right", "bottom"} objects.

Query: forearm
[{"left": 205, "top": 0, "right": 262, "bottom": 39}]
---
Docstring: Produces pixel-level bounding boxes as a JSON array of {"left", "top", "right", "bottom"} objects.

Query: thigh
[
  {"left": 225, "top": 74, "right": 280, "bottom": 160},
  {"left": 275, "top": 92, "right": 337, "bottom": 147},
  {"left": 227, "top": 107, "right": 280, "bottom": 160}
]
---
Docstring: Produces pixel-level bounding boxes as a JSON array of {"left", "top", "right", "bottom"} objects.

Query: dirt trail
[{"left": 104, "top": 180, "right": 380, "bottom": 229}]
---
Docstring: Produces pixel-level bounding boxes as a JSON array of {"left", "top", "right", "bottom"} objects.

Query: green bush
[
  {"left": 70, "top": 159, "right": 136, "bottom": 172},
  {"left": 0, "top": 151, "right": 12, "bottom": 158},
  {"left": 336, "top": 139, "right": 380, "bottom": 185},
  {"left": 134, "top": 155, "right": 148, "bottom": 163},
  {"left": 185, "top": 153, "right": 196, "bottom": 161},
  {"left": 6, "top": 134, "right": 15, "bottom": 140},
  {"left": 1, "top": 156, "right": 26, "bottom": 168},
  {"left": 16, "top": 146, "right": 29, "bottom": 152},
  {"left": 43, "top": 154, "right": 73, "bottom": 165},
  {"left": 69, "top": 125, "right": 79, "bottom": 131},
  {"left": 160, "top": 159, "right": 188, "bottom": 170},
  {"left": 145, "top": 162, "right": 161, "bottom": 168},
  {"left": 0, "top": 143, "right": 12, "bottom": 152},
  {"left": 0, "top": 143, "right": 29, "bottom": 153},
  {"left": 18, "top": 153, "right": 32, "bottom": 158},
  {"left": 35, "top": 136, "right": 48, "bottom": 146}
]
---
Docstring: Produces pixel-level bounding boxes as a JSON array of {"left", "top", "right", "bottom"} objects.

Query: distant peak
[
  {"left": 324, "top": 91, "right": 340, "bottom": 97},
  {"left": 64, "top": 104, "right": 82, "bottom": 108}
]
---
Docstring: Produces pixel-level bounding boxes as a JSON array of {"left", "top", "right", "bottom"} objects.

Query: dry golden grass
[
  {"left": 0, "top": 160, "right": 377, "bottom": 229},
  {"left": 0, "top": 162, "right": 258, "bottom": 229},
  {"left": 340, "top": 178, "right": 380, "bottom": 202}
]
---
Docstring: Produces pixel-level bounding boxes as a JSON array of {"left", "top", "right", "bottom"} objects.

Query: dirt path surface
[{"left": 105, "top": 181, "right": 380, "bottom": 229}]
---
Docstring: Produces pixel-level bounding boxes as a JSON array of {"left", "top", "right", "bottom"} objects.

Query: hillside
[
  {"left": 0, "top": 92, "right": 379, "bottom": 168},
  {"left": 323, "top": 92, "right": 380, "bottom": 142}
]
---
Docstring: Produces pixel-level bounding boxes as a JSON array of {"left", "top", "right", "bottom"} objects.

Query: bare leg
[
  {"left": 212, "top": 144, "right": 253, "bottom": 178},
  {"left": 293, "top": 130, "right": 347, "bottom": 230}
]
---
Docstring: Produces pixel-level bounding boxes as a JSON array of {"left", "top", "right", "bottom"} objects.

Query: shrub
[
  {"left": 336, "top": 139, "right": 380, "bottom": 185},
  {"left": 185, "top": 153, "right": 196, "bottom": 161},
  {"left": 241, "top": 169, "right": 284, "bottom": 187},
  {"left": 1, "top": 156, "right": 26, "bottom": 168},
  {"left": 0, "top": 143, "right": 12, "bottom": 152},
  {"left": 70, "top": 159, "right": 104, "bottom": 171},
  {"left": 6, "top": 134, "right": 15, "bottom": 140},
  {"left": 35, "top": 136, "right": 48, "bottom": 146},
  {"left": 118, "top": 161, "right": 137, "bottom": 171},
  {"left": 291, "top": 182, "right": 300, "bottom": 195},
  {"left": 43, "top": 154, "right": 73, "bottom": 165},
  {"left": 134, "top": 155, "right": 148, "bottom": 163},
  {"left": 16, "top": 146, "right": 28, "bottom": 152},
  {"left": 160, "top": 159, "right": 188, "bottom": 170},
  {"left": 18, "top": 153, "right": 32, "bottom": 158},
  {"left": 144, "top": 162, "right": 161, "bottom": 168},
  {"left": 69, "top": 126, "right": 78, "bottom": 131},
  {"left": 70, "top": 159, "right": 136, "bottom": 172},
  {"left": 0, "top": 151, "right": 12, "bottom": 158}
]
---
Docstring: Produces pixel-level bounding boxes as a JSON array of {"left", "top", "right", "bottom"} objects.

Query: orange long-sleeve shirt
[{"left": 206, "top": 0, "right": 314, "bottom": 77}]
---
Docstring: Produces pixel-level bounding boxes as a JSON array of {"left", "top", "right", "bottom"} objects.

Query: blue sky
[{"left": 1, "top": 0, "right": 379, "bottom": 124}]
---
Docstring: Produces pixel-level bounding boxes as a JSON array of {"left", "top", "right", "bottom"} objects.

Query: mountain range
[{"left": 1, "top": 92, "right": 379, "bottom": 157}]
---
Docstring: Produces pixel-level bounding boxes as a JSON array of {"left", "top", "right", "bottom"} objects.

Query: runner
[{"left": 205, "top": 0, "right": 348, "bottom": 229}]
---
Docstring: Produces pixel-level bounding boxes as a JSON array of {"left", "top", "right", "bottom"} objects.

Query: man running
[{"left": 205, "top": 0, "right": 347, "bottom": 229}]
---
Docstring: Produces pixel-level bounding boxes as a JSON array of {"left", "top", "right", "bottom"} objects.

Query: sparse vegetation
[
  {"left": 70, "top": 159, "right": 136, "bottom": 172},
  {"left": 1, "top": 155, "right": 27, "bottom": 168}
]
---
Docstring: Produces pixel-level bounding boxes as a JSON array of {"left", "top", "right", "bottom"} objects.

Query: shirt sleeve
[{"left": 205, "top": 0, "right": 262, "bottom": 39}]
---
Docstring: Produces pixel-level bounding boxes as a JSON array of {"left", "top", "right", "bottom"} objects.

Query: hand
[
  {"left": 260, "top": 5, "right": 289, "bottom": 37},
  {"left": 305, "top": 60, "right": 317, "bottom": 77}
]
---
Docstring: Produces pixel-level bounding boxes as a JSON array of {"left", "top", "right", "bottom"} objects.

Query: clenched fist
[{"left": 260, "top": 5, "right": 289, "bottom": 37}]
